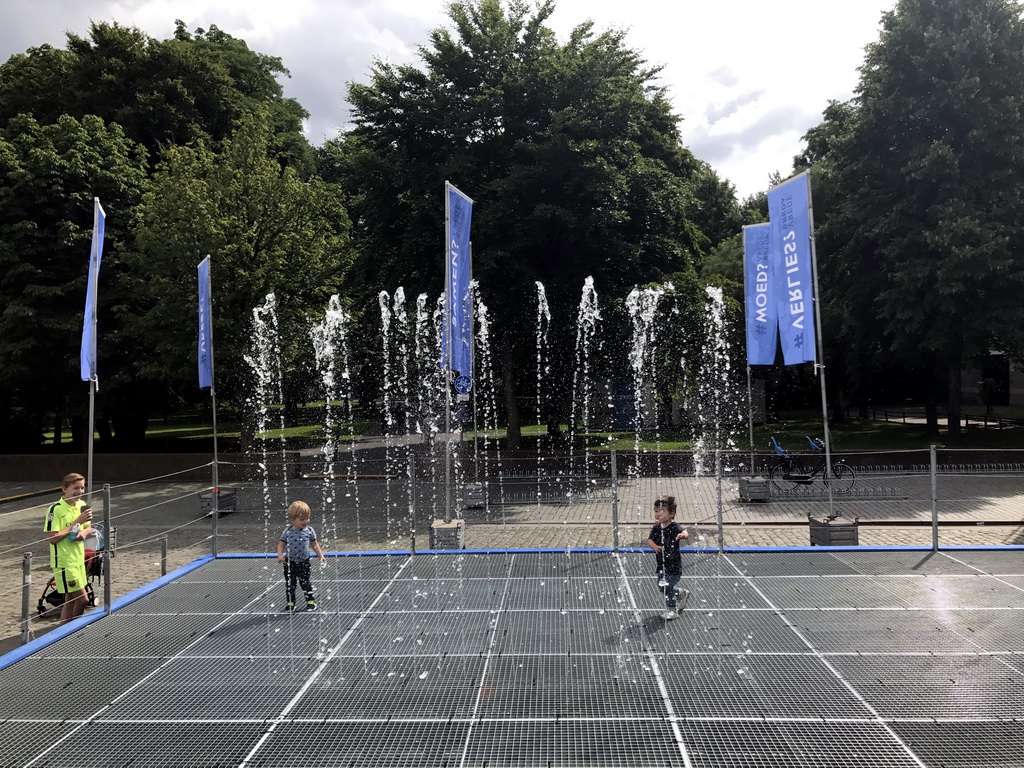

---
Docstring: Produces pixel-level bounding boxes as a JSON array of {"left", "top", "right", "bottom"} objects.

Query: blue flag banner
[
  {"left": 743, "top": 223, "right": 777, "bottom": 365},
  {"left": 442, "top": 182, "right": 474, "bottom": 377},
  {"left": 80, "top": 198, "right": 106, "bottom": 382},
  {"left": 767, "top": 173, "right": 816, "bottom": 365},
  {"left": 197, "top": 256, "right": 213, "bottom": 389}
]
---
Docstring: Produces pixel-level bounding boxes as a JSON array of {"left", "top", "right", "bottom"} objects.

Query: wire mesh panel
[
  {"left": 753, "top": 575, "right": 916, "bottom": 610},
  {"left": 788, "top": 609, "right": 992, "bottom": 654},
  {"left": 680, "top": 721, "right": 924, "bottom": 768},
  {"left": 254, "top": 721, "right": 470, "bottom": 768},
  {"left": 291, "top": 655, "right": 487, "bottom": 719},
  {"left": 0, "top": 722, "right": 88, "bottom": 768},
  {"left": 0, "top": 656, "right": 171, "bottom": 718},
  {"left": 37, "top": 722, "right": 271, "bottom": 768},
  {"left": 836, "top": 551, "right": 984, "bottom": 576},
  {"left": 465, "top": 721, "right": 686, "bottom": 768},
  {"left": 2, "top": 549, "right": 1024, "bottom": 768},
  {"left": 829, "top": 655, "right": 1024, "bottom": 720},
  {"left": 889, "top": 722, "right": 1024, "bottom": 768},
  {"left": 99, "top": 656, "right": 322, "bottom": 720},
  {"left": 728, "top": 551, "right": 861, "bottom": 577},
  {"left": 477, "top": 654, "right": 667, "bottom": 719},
  {"left": 661, "top": 653, "right": 873, "bottom": 720}
]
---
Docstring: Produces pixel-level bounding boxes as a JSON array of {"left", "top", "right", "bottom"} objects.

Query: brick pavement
[{"left": 2, "top": 469, "right": 1022, "bottom": 649}]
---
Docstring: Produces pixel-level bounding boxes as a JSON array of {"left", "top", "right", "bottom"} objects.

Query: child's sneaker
[
  {"left": 661, "top": 609, "right": 679, "bottom": 620},
  {"left": 306, "top": 600, "right": 317, "bottom": 611},
  {"left": 282, "top": 603, "right": 295, "bottom": 612}
]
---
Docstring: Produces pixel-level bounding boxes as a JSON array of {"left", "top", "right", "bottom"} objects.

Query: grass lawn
[
  {"left": 42, "top": 404, "right": 373, "bottom": 446},
  {"left": 40, "top": 404, "right": 1024, "bottom": 452},
  {"left": 483, "top": 415, "right": 1024, "bottom": 452}
]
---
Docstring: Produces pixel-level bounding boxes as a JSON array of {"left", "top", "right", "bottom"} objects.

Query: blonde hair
[
  {"left": 287, "top": 500, "right": 311, "bottom": 522},
  {"left": 62, "top": 472, "right": 85, "bottom": 489}
]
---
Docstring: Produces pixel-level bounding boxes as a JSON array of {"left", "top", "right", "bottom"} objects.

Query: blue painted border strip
[
  {"left": 219, "top": 544, "right": 1024, "bottom": 557},
  {"left": 108, "top": 554, "right": 214, "bottom": 611},
  {"left": 0, "top": 554, "right": 213, "bottom": 672}
]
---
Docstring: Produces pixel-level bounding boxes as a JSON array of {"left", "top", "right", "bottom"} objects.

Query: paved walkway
[{"left": 2, "top": 467, "right": 1022, "bottom": 650}]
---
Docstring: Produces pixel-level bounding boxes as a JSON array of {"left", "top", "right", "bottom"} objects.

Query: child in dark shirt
[{"left": 646, "top": 495, "right": 689, "bottom": 620}]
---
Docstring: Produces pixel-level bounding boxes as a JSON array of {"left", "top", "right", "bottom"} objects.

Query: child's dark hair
[{"left": 654, "top": 496, "right": 677, "bottom": 516}]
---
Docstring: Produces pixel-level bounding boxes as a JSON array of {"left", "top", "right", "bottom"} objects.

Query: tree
[
  {"left": 122, "top": 112, "right": 351, "bottom": 447},
  {"left": 824, "top": 0, "right": 1024, "bottom": 441},
  {"left": 327, "top": 0, "right": 706, "bottom": 446},
  {"left": 0, "top": 113, "right": 147, "bottom": 447},
  {"left": 686, "top": 162, "right": 743, "bottom": 253},
  {"left": 0, "top": 20, "right": 311, "bottom": 172}
]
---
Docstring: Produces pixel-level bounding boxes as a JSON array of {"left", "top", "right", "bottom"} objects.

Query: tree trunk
[
  {"left": 501, "top": 338, "right": 521, "bottom": 450},
  {"left": 924, "top": 353, "right": 941, "bottom": 436},
  {"left": 925, "top": 396, "right": 939, "bottom": 436},
  {"left": 70, "top": 414, "right": 87, "bottom": 454},
  {"left": 53, "top": 398, "right": 65, "bottom": 447},
  {"left": 240, "top": 408, "right": 257, "bottom": 454},
  {"left": 947, "top": 349, "right": 963, "bottom": 444}
]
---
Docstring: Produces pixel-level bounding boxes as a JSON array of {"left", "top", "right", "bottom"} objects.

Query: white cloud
[{"left": 0, "top": 0, "right": 895, "bottom": 196}]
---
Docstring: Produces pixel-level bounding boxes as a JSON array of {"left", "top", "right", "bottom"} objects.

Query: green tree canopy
[
  {"left": 122, "top": 111, "right": 351, "bottom": 442},
  {"left": 0, "top": 20, "right": 311, "bottom": 171},
  {"left": 821, "top": 0, "right": 1024, "bottom": 439},
  {"left": 0, "top": 113, "right": 147, "bottom": 447},
  {"left": 325, "top": 0, "right": 709, "bottom": 443}
]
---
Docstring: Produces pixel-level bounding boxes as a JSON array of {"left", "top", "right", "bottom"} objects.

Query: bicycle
[{"left": 768, "top": 435, "right": 856, "bottom": 492}]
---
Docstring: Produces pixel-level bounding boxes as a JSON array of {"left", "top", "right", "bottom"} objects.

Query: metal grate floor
[{"left": 2, "top": 548, "right": 1023, "bottom": 767}]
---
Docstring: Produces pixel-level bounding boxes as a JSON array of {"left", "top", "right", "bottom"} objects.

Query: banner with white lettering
[
  {"left": 743, "top": 223, "right": 777, "bottom": 365},
  {"left": 197, "top": 256, "right": 214, "bottom": 389},
  {"left": 767, "top": 173, "right": 816, "bottom": 365},
  {"left": 442, "top": 182, "right": 474, "bottom": 377}
]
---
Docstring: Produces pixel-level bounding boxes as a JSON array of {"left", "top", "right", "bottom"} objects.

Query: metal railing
[{"left": 4, "top": 448, "right": 1023, "bottom": 647}]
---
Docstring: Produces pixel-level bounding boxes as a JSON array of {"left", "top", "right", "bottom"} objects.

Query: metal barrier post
[
  {"left": 161, "top": 536, "right": 168, "bottom": 577},
  {"left": 409, "top": 455, "right": 417, "bottom": 554},
  {"left": 21, "top": 552, "right": 32, "bottom": 645},
  {"left": 610, "top": 451, "right": 619, "bottom": 551},
  {"left": 103, "top": 484, "right": 112, "bottom": 613},
  {"left": 930, "top": 445, "right": 939, "bottom": 551},
  {"left": 716, "top": 449, "right": 725, "bottom": 553},
  {"left": 211, "top": 485, "right": 220, "bottom": 558}
]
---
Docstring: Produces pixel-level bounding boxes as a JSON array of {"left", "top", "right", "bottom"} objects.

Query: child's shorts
[{"left": 54, "top": 562, "right": 88, "bottom": 593}]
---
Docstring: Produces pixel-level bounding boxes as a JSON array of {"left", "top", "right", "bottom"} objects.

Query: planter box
[
  {"left": 739, "top": 477, "right": 770, "bottom": 502},
  {"left": 809, "top": 516, "right": 859, "bottom": 546},
  {"left": 199, "top": 488, "right": 237, "bottom": 517},
  {"left": 429, "top": 518, "right": 465, "bottom": 550}
]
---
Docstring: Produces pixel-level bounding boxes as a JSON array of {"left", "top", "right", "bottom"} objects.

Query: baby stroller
[{"left": 38, "top": 523, "right": 105, "bottom": 617}]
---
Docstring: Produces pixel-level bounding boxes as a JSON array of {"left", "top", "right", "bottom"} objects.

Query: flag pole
[
  {"left": 806, "top": 176, "right": 835, "bottom": 516},
  {"left": 746, "top": 365, "right": 755, "bottom": 476},
  {"left": 207, "top": 259, "right": 221, "bottom": 554},
  {"left": 197, "top": 256, "right": 220, "bottom": 553},
  {"left": 740, "top": 237, "right": 754, "bottom": 476},
  {"left": 444, "top": 182, "right": 453, "bottom": 523},
  {"left": 470, "top": 245, "right": 478, "bottom": 485},
  {"left": 85, "top": 198, "right": 102, "bottom": 501}
]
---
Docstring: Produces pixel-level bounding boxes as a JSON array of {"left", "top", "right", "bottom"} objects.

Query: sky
[{"left": 1, "top": 0, "right": 897, "bottom": 198}]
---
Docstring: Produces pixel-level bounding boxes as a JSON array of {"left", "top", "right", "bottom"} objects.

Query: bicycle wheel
[
  {"left": 769, "top": 462, "right": 800, "bottom": 492},
  {"left": 825, "top": 464, "right": 855, "bottom": 492}
]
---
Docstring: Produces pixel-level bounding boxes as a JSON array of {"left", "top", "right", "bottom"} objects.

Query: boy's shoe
[
  {"left": 306, "top": 600, "right": 317, "bottom": 611},
  {"left": 282, "top": 603, "right": 295, "bottom": 612},
  {"left": 661, "top": 609, "right": 679, "bottom": 620},
  {"left": 676, "top": 588, "right": 690, "bottom": 609}
]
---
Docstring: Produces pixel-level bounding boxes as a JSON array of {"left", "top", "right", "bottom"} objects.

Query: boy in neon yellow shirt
[{"left": 43, "top": 473, "right": 94, "bottom": 624}]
